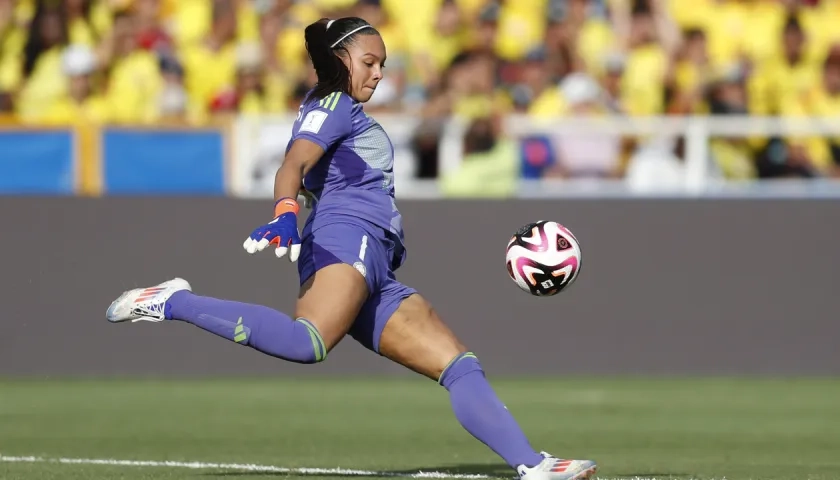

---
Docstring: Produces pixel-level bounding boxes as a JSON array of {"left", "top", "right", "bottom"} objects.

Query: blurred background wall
[{"left": 3, "top": 197, "right": 840, "bottom": 377}]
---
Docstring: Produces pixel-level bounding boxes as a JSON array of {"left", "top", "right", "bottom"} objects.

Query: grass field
[{"left": 1, "top": 377, "right": 838, "bottom": 480}]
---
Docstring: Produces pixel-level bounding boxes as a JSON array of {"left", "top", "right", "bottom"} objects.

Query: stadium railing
[
  {"left": 231, "top": 113, "right": 840, "bottom": 199},
  {"left": 3, "top": 114, "right": 840, "bottom": 198},
  {"left": 0, "top": 123, "right": 231, "bottom": 196}
]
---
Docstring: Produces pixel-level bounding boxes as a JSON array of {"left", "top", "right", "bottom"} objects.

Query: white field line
[
  {"left": 0, "top": 454, "right": 731, "bottom": 480},
  {"left": 0, "top": 453, "right": 495, "bottom": 478}
]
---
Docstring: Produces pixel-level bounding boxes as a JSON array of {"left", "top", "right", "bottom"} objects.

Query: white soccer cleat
[
  {"left": 106, "top": 278, "right": 192, "bottom": 323},
  {"left": 517, "top": 452, "right": 598, "bottom": 480}
]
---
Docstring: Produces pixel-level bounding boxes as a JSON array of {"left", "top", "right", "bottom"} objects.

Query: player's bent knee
[
  {"left": 290, "top": 318, "right": 328, "bottom": 364},
  {"left": 378, "top": 293, "right": 474, "bottom": 381},
  {"left": 437, "top": 351, "right": 483, "bottom": 390}
]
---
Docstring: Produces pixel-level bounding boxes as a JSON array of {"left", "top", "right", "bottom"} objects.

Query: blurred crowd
[{"left": 1, "top": 0, "right": 839, "bottom": 186}]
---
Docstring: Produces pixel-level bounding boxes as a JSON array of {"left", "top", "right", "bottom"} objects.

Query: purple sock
[
  {"left": 440, "top": 352, "right": 544, "bottom": 469},
  {"left": 164, "top": 291, "right": 326, "bottom": 364}
]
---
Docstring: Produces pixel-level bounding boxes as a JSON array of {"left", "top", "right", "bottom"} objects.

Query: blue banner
[
  {"left": 102, "top": 129, "right": 226, "bottom": 195},
  {"left": 0, "top": 130, "right": 75, "bottom": 195}
]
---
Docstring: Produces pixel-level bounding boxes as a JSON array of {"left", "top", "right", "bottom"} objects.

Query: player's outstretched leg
[
  {"left": 105, "top": 277, "right": 326, "bottom": 363},
  {"left": 105, "top": 268, "right": 367, "bottom": 364},
  {"left": 378, "top": 293, "right": 597, "bottom": 480}
]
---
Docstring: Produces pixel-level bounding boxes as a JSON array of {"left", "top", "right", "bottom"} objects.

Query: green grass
[{"left": 0, "top": 377, "right": 839, "bottom": 480}]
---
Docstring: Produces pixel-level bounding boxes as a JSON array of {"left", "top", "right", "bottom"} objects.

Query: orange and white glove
[{"left": 242, "top": 197, "right": 301, "bottom": 261}]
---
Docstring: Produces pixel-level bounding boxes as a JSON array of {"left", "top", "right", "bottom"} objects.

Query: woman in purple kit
[{"left": 105, "top": 15, "right": 597, "bottom": 480}]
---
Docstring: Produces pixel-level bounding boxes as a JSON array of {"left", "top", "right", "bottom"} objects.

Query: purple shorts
[{"left": 297, "top": 220, "right": 416, "bottom": 353}]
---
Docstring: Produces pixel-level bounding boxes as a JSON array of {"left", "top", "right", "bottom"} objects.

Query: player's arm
[
  {"left": 273, "top": 139, "right": 323, "bottom": 207},
  {"left": 244, "top": 138, "right": 326, "bottom": 261},
  {"left": 274, "top": 94, "right": 353, "bottom": 210},
  {"left": 243, "top": 141, "right": 316, "bottom": 260},
  {"left": 245, "top": 96, "right": 350, "bottom": 262}
]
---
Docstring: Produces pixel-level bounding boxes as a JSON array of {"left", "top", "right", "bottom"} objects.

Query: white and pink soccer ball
[{"left": 505, "top": 220, "right": 582, "bottom": 297}]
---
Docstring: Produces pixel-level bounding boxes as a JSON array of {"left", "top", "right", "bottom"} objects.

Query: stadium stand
[{"left": 1, "top": 0, "right": 839, "bottom": 186}]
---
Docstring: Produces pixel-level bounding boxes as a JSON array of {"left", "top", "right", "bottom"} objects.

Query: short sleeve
[{"left": 292, "top": 92, "right": 354, "bottom": 152}]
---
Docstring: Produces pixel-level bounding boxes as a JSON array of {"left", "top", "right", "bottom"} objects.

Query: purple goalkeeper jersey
[{"left": 287, "top": 90, "right": 404, "bottom": 246}]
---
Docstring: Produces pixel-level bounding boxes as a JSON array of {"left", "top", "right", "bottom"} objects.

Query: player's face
[{"left": 344, "top": 34, "right": 387, "bottom": 103}]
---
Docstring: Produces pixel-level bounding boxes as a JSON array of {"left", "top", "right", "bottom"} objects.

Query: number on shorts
[{"left": 359, "top": 235, "right": 368, "bottom": 261}]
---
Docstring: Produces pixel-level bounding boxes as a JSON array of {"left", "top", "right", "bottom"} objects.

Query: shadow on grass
[{"left": 201, "top": 463, "right": 695, "bottom": 479}]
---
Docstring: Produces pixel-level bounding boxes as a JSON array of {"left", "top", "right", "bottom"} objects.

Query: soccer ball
[{"left": 505, "top": 220, "right": 582, "bottom": 296}]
